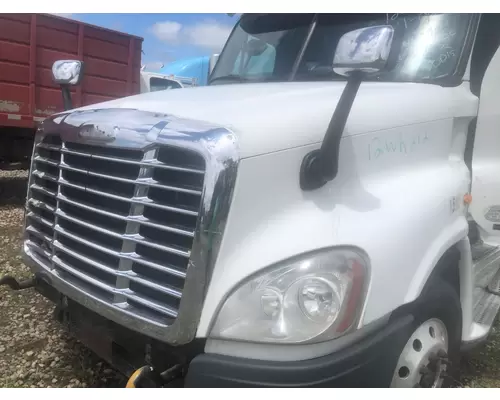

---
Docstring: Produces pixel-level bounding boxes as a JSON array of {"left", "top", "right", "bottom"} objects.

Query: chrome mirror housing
[
  {"left": 51, "top": 60, "right": 84, "bottom": 86},
  {"left": 333, "top": 25, "right": 394, "bottom": 77}
]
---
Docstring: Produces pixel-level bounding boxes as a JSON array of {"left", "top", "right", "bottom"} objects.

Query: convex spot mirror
[
  {"left": 333, "top": 25, "right": 394, "bottom": 77},
  {"left": 247, "top": 38, "right": 268, "bottom": 57},
  {"left": 51, "top": 60, "right": 84, "bottom": 85}
]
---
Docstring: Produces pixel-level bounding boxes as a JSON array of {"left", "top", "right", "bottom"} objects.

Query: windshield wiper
[{"left": 209, "top": 74, "right": 255, "bottom": 85}]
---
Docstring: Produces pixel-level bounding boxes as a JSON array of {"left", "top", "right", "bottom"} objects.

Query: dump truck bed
[{"left": 0, "top": 13, "right": 143, "bottom": 128}]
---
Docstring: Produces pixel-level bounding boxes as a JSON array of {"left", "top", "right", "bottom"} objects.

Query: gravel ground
[
  {"left": 0, "top": 169, "right": 125, "bottom": 388},
  {"left": 0, "top": 168, "right": 499, "bottom": 388},
  {"left": 460, "top": 318, "right": 500, "bottom": 387}
]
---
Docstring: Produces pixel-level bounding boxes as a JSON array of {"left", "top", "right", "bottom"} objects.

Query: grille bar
[
  {"left": 25, "top": 133, "right": 206, "bottom": 326},
  {"left": 59, "top": 163, "right": 203, "bottom": 196},
  {"left": 59, "top": 146, "right": 205, "bottom": 174},
  {"left": 57, "top": 177, "right": 198, "bottom": 216},
  {"left": 55, "top": 208, "right": 191, "bottom": 258},
  {"left": 53, "top": 241, "right": 182, "bottom": 298},
  {"left": 52, "top": 225, "right": 187, "bottom": 278},
  {"left": 37, "top": 143, "right": 61, "bottom": 152},
  {"left": 56, "top": 194, "right": 194, "bottom": 237},
  {"left": 32, "top": 169, "right": 58, "bottom": 182},
  {"left": 52, "top": 255, "right": 179, "bottom": 318},
  {"left": 30, "top": 184, "right": 57, "bottom": 198},
  {"left": 28, "top": 198, "right": 56, "bottom": 213},
  {"left": 26, "top": 225, "right": 53, "bottom": 244},
  {"left": 26, "top": 240, "right": 52, "bottom": 259},
  {"left": 33, "top": 155, "right": 59, "bottom": 167},
  {"left": 26, "top": 211, "right": 53, "bottom": 228},
  {"left": 37, "top": 142, "right": 205, "bottom": 175}
]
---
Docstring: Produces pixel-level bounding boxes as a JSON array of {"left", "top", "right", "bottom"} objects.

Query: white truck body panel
[
  {"left": 75, "top": 81, "right": 478, "bottom": 159},
  {"left": 70, "top": 81, "right": 478, "bottom": 349}
]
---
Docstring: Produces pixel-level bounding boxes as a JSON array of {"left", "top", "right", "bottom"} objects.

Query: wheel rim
[{"left": 390, "top": 318, "right": 449, "bottom": 388}]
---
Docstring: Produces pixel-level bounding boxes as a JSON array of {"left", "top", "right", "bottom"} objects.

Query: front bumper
[
  {"left": 33, "top": 273, "right": 203, "bottom": 383},
  {"left": 32, "top": 270, "right": 413, "bottom": 387},
  {"left": 185, "top": 315, "right": 414, "bottom": 388}
]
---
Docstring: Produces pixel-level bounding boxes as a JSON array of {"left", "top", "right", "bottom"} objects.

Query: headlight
[{"left": 210, "top": 248, "right": 368, "bottom": 344}]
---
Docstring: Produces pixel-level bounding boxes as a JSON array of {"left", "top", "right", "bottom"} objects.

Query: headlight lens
[{"left": 210, "top": 248, "right": 368, "bottom": 344}]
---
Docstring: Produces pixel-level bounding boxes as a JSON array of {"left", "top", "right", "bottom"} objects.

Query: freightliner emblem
[{"left": 78, "top": 123, "right": 117, "bottom": 142}]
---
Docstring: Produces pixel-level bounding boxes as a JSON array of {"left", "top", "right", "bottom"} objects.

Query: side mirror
[
  {"left": 52, "top": 60, "right": 84, "bottom": 85},
  {"left": 333, "top": 26, "right": 394, "bottom": 76},
  {"left": 247, "top": 38, "right": 268, "bottom": 57},
  {"left": 300, "top": 25, "right": 395, "bottom": 191},
  {"left": 51, "top": 60, "right": 84, "bottom": 111}
]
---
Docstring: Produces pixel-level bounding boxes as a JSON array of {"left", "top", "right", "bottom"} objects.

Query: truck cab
[
  {"left": 8, "top": 13, "right": 500, "bottom": 387},
  {"left": 139, "top": 55, "right": 220, "bottom": 92},
  {"left": 139, "top": 70, "right": 184, "bottom": 92},
  {"left": 159, "top": 54, "right": 220, "bottom": 86}
]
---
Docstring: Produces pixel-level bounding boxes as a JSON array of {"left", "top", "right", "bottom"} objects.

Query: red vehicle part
[{"left": 0, "top": 13, "right": 143, "bottom": 129}]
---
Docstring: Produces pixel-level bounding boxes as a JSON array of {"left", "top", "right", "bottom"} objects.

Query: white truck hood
[{"left": 74, "top": 81, "right": 474, "bottom": 158}]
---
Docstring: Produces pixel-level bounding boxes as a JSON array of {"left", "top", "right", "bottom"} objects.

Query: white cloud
[
  {"left": 184, "top": 20, "right": 232, "bottom": 51},
  {"left": 150, "top": 21, "right": 183, "bottom": 43},
  {"left": 150, "top": 19, "right": 233, "bottom": 52}
]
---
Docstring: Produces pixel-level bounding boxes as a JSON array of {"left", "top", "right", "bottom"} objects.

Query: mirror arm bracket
[
  {"left": 300, "top": 72, "right": 362, "bottom": 191},
  {"left": 60, "top": 84, "right": 73, "bottom": 111}
]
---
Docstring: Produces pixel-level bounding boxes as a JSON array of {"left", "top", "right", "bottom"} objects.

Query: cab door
[{"left": 469, "top": 40, "right": 500, "bottom": 244}]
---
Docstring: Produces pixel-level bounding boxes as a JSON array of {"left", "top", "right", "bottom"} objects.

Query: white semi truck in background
[
  {"left": 139, "top": 70, "right": 185, "bottom": 92},
  {"left": 140, "top": 54, "right": 221, "bottom": 92},
  {"left": 158, "top": 54, "right": 220, "bottom": 87},
  {"left": 4, "top": 13, "right": 500, "bottom": 388}
]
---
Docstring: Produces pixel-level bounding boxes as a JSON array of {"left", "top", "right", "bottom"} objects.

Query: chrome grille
[{"left": 25, "top": 133, "right": 206, "bottom": 326}]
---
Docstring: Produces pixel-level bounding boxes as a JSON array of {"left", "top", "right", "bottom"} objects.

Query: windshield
[
  {"left": 210, "top": 13, "right": 473, "bottom": 84},
  {"left": 150, "top": 77, "right": 182, "bottom": 91}
]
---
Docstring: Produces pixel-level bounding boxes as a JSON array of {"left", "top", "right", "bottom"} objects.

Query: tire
[{"left": 389, "top": 278, "right": 462, "bottom": 388}]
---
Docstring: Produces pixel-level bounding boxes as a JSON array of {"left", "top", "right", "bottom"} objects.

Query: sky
[{"left": 54, "top": 13, "right": 237, "bottom": 70}]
